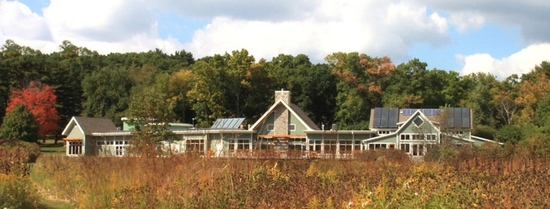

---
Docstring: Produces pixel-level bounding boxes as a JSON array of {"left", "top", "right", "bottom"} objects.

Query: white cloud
[
  {"left": 0, "top": 0, "right": 182, "bottom": 54},
  {"left": 184, "top": 1, "right": 449, "bottom": 62},
  {"left": 43, "top": 0, "right": 157, "bottom": 42},
  {"left": 416, "top": 0, "right": 550, "bottom": 43},
  {"left": 0, "top": 0, "right": 51, "bottom": 41},
  {"left": 458, "top": 43, "right": 550, "bottom": 79},
  {"left": 449, "top": 12, "right": 485, "bottom": 32}
]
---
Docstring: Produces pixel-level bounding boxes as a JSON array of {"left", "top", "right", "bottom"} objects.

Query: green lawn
[{"left": 38, "top": 139, "right": 65, "bottom": 155}]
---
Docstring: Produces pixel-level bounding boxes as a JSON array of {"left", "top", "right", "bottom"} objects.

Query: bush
[
  {"left": 0, "top": 173, "right": 42, "bottom": 209},
  {"left": 0, "top": 140, "right": 41, "bottom": 175},
  {"left": 0, "top": 104, "right": 40, "bottom": 143}
]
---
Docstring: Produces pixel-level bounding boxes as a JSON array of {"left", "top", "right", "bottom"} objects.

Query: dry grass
[{"left": 29, "top": 144, "right": 550, "bottom": 208}]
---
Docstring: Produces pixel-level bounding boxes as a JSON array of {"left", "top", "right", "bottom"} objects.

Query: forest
[{"left": 1, "top": 39, "right": 550, "bottom": 144}]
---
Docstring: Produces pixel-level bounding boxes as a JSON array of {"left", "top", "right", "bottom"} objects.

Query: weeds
[{"left": 27, "top": 142, "right": 550, "bottom": 208}]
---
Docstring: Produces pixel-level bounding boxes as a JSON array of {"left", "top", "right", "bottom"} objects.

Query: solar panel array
[
  {"left": 372, "top": 108, "right": 399, "bottom": 128},
  {"left": 446, "top": 108, "right": 471, "bottom": 128},
  {"left": 401, "top": 109, "right": 440, "bottom": 116},
  {"left": 211, "top": 118, "right": 245, "bottom": 129}
]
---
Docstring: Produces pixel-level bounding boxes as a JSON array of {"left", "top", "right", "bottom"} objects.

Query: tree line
[{"left": 1, "top": 39, "right": 549, "bottom": 143}]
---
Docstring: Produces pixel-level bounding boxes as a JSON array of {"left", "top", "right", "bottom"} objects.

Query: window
[
  {"left": 426, "top": 134, "right": 437, "bottom": 141},
  {"left": 229, "top": 139, "right": 251, "bottom": 150},
  {"left": 289, "top": 124, "right": 296, "bottom": 131},
  {"left": 339, "top": 140, "right": 353, "bottom": 153},
  {"left": 400, "top": 134, "right": 410, "bottom": 140},
  {"left": 378, "top": 130, "right": 391, "bottom": 135},
  {"left": 68, "top": 141, "right": 83, "bottom": 155},
  {"left": 400, "top": 144, "right": 410, "bottom": 153},
  {"left": 115, "top": 146, "right": 125, "bottom": 156},
  {"left": 412, "top": 144, "right": 424, "bottom": 156},
  {"left": 413, "top": 117, "right": 424, "bottom": 126},
  {"left": 186, "top": 139, "right": 204, "bottom": 152},
  {"left": 368, "top": 143, "right": 387, "bottom": 150},
  {"left": 266, "top": 124, "right": 274, "bottom": 131},
  {"left": 400, "top": 143, "right": 425, "bottom": 156},
  {"left": 354, "top": 140, "right": 361, "bottom": 151}
]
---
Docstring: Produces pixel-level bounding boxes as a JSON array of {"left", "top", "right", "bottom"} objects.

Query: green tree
[
  {"left": 535, "top": 94, "right": 550, "bottom": 134},
  {"left": 0, "top": 104, "right": 39, "bottom": 143},
  {"left": 491, "top": 74, "right": 520, "bottom": 126},
  {"left": 187, "top": 56, "right": 227, "bottom": 127},
  {"left": 82, "top": 65, "right": 131, "bottom": 126},
  {"left": 326, "top": 52, "right": 368, "bottom": 129},
  {"left": 168, "top": 69, "right": 196, "bottom": 123},
  {"left": 126, "top": 73, "right": 176, "bottom": 156},
  {"left": 266, "top": 54, "right": 337, "bottom": 125},
  {"left": 461, "top": 72, "right": 500, "bottom": 127},
  {"left": 326, "top": 52, "right": 395, "bottom": 129}
]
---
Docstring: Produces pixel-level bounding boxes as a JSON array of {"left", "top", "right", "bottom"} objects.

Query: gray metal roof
[{"left": 211, "top": 118, "right": 245, "bottom": 129}]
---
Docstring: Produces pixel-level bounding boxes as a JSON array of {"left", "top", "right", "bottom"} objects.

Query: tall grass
[{"left": 31, "top": 142, "right": 550, "bottom": 208}]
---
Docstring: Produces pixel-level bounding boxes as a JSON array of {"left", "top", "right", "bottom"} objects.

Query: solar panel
[
  {"left": 453, "top": 108, "right": 462, "bottom": 127},
  {"left": 380, "top": 108, "right": 389, "bottom": 127},
  {"left": 373, "top": 108, "right": 398, "bottom": 128},
  {"left": 442, "top": 108, "right": 471, "bottom": 129},
  {"left": 402, "top": 109, "right": 413, "bottom": 116},
  {"left": 211, "top": 118, "right": 245, "bottom": 129},
  {"left": 461, "top": 108, "right": 471, "bottom": 128},
  {"left": 373, "top": 108, "right": 382, "bottom": 128},
  {"left": 388, "top": 108, "right": 398, "bottom": 127}
]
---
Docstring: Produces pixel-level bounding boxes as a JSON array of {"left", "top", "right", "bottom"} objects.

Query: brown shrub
[{"left": 0, "top": 140, "right": 40, "bottom": 175}]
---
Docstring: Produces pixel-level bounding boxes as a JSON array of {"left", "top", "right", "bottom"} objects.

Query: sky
[{"left": 1, "top": 0, "right": 549, "bottom": 79}]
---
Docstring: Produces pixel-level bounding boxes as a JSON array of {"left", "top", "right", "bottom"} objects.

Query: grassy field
[
  {"left": 3, "top": 138, "right": 550, "bottom": 208},
  {"left": 38, "top": 139, "right": 65, "bottom": 155},
  {"left": 28, "top": 144, "right": 550, "bottom": 208}
]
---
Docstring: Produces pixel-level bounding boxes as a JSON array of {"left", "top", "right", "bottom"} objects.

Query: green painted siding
[
  {"left": 353, "top": 134, "right": 373, "bottom": 141},
  {"left": 258, "top": 113, "right": 275, "bottom": 135},
  {"left": 168, "top": 124, "right": 193, "bottom": 131},
  {"left": 66, "top": 124, "right": 84, "bottom": 139},
  {"left": 368, "top": 135, "right": 398, "bottom": 143},
  {"left": 289, "top": 113, "right": 308, "bottom": 134},
  {"left": 398, "top": 117, "right": 439, "bottom": 135},
  {"left": 307, "top": 134, "right": 323, "bottom": 141}
]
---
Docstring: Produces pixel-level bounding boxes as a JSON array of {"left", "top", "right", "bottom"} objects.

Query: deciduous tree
[
  {"left": 6, "top": 81, "right": 59, "bottom": 137},
  {"left": 0, "top": 104, "right": 39, "bottom": 142}
]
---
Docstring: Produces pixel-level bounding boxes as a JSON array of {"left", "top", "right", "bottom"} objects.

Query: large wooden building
[{"left": 62, "top": 90, "right": 499, "bottom": 158}]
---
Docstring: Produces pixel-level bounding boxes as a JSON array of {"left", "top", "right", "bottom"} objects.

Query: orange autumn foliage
[{"left": 6, "top": 81, "right": 59, "bottom": 136}]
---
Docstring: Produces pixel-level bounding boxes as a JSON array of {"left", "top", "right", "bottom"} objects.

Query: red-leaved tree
[{"left": 6, "top": 81, "right": 60, "bottom": 137}]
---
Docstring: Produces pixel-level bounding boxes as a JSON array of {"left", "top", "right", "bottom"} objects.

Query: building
[{"left": 62, "top": 90, "right": 499, "bottom": 158}]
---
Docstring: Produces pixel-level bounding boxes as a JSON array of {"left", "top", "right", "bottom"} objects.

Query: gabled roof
[
  {"left": 62, "top": 116, "right": 119, "bottom": 136},
  {"left": 363, "top": 109, "right": 439, "bottom": 143},
  {"left": 249, "top": 99, "right": 320, "bottom": 131}
]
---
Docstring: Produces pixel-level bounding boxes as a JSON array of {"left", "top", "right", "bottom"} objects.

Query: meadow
[{"left": 2, "top": 139, "right": 550, "bottom": 208}]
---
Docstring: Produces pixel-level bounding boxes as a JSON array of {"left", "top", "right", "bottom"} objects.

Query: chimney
[
  {"left": 274, "top": 89, "right": 291, "bottom": 104},
  {"left": 273, "top": 89, "right": 290, "bottom": 135}
]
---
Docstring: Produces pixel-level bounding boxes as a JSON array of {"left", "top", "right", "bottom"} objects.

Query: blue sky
[{"left": 1, "top": 0, "right": 549, "bottom": 79}]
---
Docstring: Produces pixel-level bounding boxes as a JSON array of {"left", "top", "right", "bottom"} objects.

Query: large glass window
[
  {"left": 368, "top": 143, "right": 387, "bottom": 150},
  {"left": 68, "top": 141, "right": 83, "bottom": 155},
  {"left": 186, "top": 139, "right": 204, "bottom": 152}
]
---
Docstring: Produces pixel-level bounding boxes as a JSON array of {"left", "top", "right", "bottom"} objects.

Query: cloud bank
[{"left": 0, "top": 0, "right": 549, "bottom": 78}]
